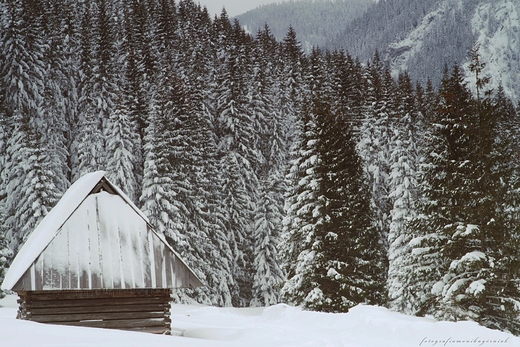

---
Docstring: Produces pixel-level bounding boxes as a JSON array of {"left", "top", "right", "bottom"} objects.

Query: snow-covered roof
[
  {"left": 2, "top": 172, "right": 105, "bottom": 290},
  {"left": 1, "top": 171, "right": 203, "bottom": 291}
]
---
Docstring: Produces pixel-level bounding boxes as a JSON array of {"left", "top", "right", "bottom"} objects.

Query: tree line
[{"left": 1, "top": 0, "right": 520, "bottom": 335}]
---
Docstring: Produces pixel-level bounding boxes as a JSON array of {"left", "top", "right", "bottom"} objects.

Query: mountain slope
[
  {"left": 462, "top": 0, "right": 520, "bottom": 102},
  {"left": 384, "top": 0, "right": 520, "bottom": 103},
  {"left": 330, "top": 0, "right": 444, "bottom": 64},
  {"left": 239, "top": 0, "right": 520, "bottom": 102},
  {"left": 332, "top": 0, "right": 520, "bottom": 102},
  {"left": 383, "top": 0, "right": 478, "bottom": 87}
]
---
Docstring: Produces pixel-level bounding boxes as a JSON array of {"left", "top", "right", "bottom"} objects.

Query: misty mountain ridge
[{"left": 235, "top": 0, "right": 376, "bottom": 53}]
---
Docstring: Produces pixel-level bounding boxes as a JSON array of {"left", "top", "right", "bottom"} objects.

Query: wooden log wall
[{"left": 17, "top": 289, "right": 172, "bottom": 334}]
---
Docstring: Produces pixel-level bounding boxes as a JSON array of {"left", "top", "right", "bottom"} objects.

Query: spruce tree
[
  {"left": 250, "top": 25, "right": 286, "bottom": 307},
  {"left": 52, "top": 0, "right": 81, "bottom": 184},
  {"left": 175, "top": 0, "right": 238, "bottom": 307},
  {"left": 281, "top": 97, "right": 322, "bottom": 307},
  {"left": 0, "top": 209, "right": 11, "bottom": 298},
  {"left": 0, "top": 63, "right": 10, "bottom": 298},
  {"left": 280, "top": 99, "right": 316, "bottom": 293},
  {"left": 140, "top": 65, "right": 186, "bottom": 235},
  {"left": 0, "top": 5, "right": 8, "bottom": 269},
  {"left": 428, "top": 64, "right": 487, "bottom": 320},
  {"left": 282, "top": 49, "right": 385, "bottom": 311},
  {"left": 433, "top": 60, "right": 520, "bottom": 333},
  {"left": 357, "top": 52, "right": 394, "bottom": 274},
  {"left": 41, "top": 0, "right": 73, "bottom": 190},
  {"left": 104, "top": 94, "right": 138, "bottom": 201},
  {"left": 387, "top": 72, "right": 423, "bottom": 314},
  {"left": 404, "top": 65, "right": 474, "bottom": 316},
  {"left": 406, "top": 62, "right": 520, "bottom": 334},
  {"left": 327, "top": 50, "right": 364, "bottom": 130},
  {"left": 185, "top": 118, "right": 235, "bottom": 307},
  {"left": 1, "top": 0, "right": 64, "bottom": 253},
  {"left": 279, "top": 26, "right": 307, "bottom": 147},
  {"left": 212, "top": 17, "right": 258, "bottom": 306},
  {"left": 74, "top": 1, "right": 106, "bottom": 179}
]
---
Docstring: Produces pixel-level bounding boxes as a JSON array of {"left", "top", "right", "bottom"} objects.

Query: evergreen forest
[{"left": 1, "top": 0, "right": 520, "bottom": 336}]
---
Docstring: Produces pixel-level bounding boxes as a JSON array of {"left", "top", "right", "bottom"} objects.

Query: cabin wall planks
[{"left": 17, "top": 289, "right": 172, "bottom": 334}]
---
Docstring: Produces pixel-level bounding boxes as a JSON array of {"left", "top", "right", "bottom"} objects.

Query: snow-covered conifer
[
  {"left": 357, "top": 53, "right": 395, "bottom": 274},
  {"left": 212, "top": 18, "right": 258, "bottom": 306},
  {"left": 283, "top": 49, "right": 385, "bottom": 311},
  {"left": 104, "top": 99, "right": 138, "bottom": 201},
  {"left": 387, "top": 73, "right": 423, "bottom": 313},
  {"left": 1, "top": 0, "right": 65, "bottom": 253},
  {"left": 249, "top": 25, "right": 287, "bottom": 307}
]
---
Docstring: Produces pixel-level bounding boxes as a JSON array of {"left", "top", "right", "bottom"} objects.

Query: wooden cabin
[{"left": 1, "top": 171, "right": 203, "bottom": 334}]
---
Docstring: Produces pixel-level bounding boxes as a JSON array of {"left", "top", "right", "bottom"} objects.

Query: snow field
[{"left": 1, "top": 294, "right": 518, "bottom": 347}]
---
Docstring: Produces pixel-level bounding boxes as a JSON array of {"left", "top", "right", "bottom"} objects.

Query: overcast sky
[{"left": 194, "top": 0, "right": 289, "bottom": 18}]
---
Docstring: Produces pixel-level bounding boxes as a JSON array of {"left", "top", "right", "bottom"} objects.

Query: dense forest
[{"left": 1, "top": 0, "right": 520, "bottom": 335}]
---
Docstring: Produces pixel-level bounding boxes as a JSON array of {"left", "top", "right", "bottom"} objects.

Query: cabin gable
[{"left": 12, "top": 191, "right": 201, "bottom": 291}]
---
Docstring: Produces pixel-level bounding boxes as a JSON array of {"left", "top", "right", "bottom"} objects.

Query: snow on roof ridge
[{"left": 1, "top": 171, "right": 106, "bottom": 290}]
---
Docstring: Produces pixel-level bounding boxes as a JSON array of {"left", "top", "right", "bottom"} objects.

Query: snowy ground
[{"left": 0, "top": 294, "right": 517, "bottom": 347}]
